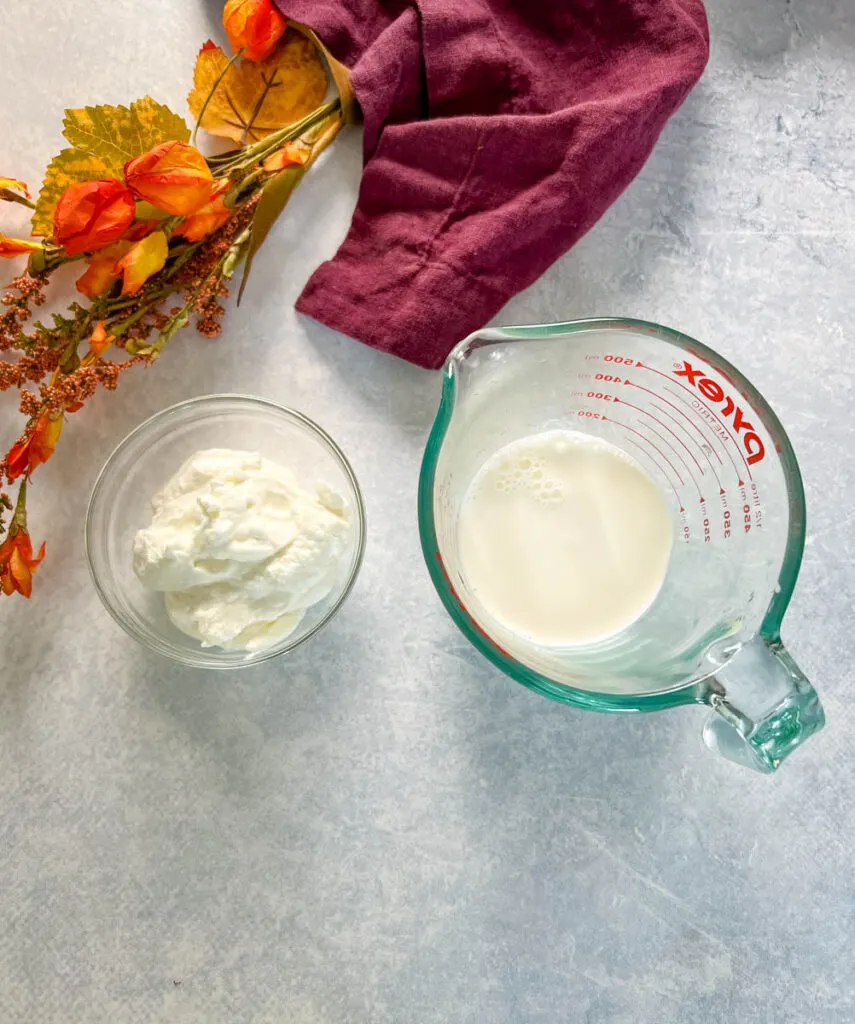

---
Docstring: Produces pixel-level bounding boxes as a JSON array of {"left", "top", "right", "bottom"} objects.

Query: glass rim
[
  {"left": 85, "top": 393, "right": 367, "bottom": 669},
  {"left": 417, "top": 317, "right": 806, "bottom": 712}
]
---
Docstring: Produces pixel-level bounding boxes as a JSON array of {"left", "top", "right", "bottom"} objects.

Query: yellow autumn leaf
[
  {"left": 187, "top": 33, "right": 327, "bottom": 145},
  {"left": 32, "top": 97, "right": 189, "bottom": 235},
  {"left": 62, "top": 97, "right": 190, "bottom": 168}
]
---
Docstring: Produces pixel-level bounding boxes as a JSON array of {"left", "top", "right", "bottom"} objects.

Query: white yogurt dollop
[{"left": 133, "top": 449, "right": 350, "bottom": 653}]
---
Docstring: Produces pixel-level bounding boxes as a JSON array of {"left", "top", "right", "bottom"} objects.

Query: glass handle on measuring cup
[{"left": 701, "top": 637, "right": 825, "bottom": 773}]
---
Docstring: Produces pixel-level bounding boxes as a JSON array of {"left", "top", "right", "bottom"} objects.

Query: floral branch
[{"left": 0, "top": 0, "right": 355, "bottom": 598}]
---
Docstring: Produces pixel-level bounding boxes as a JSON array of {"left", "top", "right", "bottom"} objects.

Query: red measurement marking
[
  {"left": 663, "top": 385, "right": 747, "bottom": 480},
  {"left": 625, "top": 440, "right": 684, "bottom": 510},
  {"left": 624, "top": 380, "right": 725, "bottom": 467},
  {"left": 609, "top": 417, "right": 685, "bottom": 487},
  {"left": 637, "top": 362, "right": 753, "bottom": 479},
  {"left": 616, "top": 396, "right": 709, "bottom": 484},
  {"left": 645, "top": 423, "right": 703, "bottom": 498},
  {"left": 651, "top": 403, "right": 726, "bottom": 492},
  {"left": 700, "top": 497, "right": 711, "bottom": 544}
]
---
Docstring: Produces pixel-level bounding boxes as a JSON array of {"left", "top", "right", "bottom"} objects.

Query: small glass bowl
[{"left": 85, "top": 394, "right": 366, "bottom": 669}]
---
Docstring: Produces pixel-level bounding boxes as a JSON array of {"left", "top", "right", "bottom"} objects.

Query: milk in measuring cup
[{"left": 458, "top": 431, "right": 673, "bottom": 645}]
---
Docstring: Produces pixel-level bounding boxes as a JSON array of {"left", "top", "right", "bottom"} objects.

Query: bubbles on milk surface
[
  {"left": 487, "top": 447, "right": 564, "bottom": 503},
  {"left": 458, "top": 430, "right": 674, "bottom": 647}
]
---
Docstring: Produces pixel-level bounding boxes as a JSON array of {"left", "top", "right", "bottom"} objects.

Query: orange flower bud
[
  {"left": 0, "top": 233, "right": 43, "bottom": 258},
  {"left": 0, "top": 177, "right": 30, "bottom": 199},
  {"left": 223, "top": 0, "right": 287, "bottom": 61},
  {"left": 123, "top": 218, "right": 161, "bottom": 242},
  {"left": 74, "top": 217, "right": 162, "bottom": 297},
  {"left": 75, "top": 238, "right": 139, "bottom": 298},
  {"left": 53, "top": 179, "right": 136, "bottom": 257},
  {"left": 124, "top": 141, "right": 214, "bottom": 216},
  {"left": 0, "top": 527, "right": 45, "bottom": 598},
  {"left": 175, "top": 181, "right": 232, "bottom": 242},
  {"left": 76, "top": 252, "right": 121, "bottom": 297},
  {"left": 262, "top": 141, "right": 310, "bottom": 172},
  {"left": 116, "top": 230, "right": 168, "bottom": 295},
  {"left": 5, "top": 412, "right": 63, "bottom": 481},
  {"left": 88, "top": 321, "right": 112, "bottom": 357}
]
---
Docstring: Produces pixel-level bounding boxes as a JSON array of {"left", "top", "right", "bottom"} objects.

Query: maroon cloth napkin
[{"left": 275, "top": 0, "right": 709, "bottom": 369}]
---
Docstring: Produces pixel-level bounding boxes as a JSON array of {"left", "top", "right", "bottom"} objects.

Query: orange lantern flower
[
  {"left": 124, "top": 141, "right": 214, "bottom": 216},
  {"left": 0, "top": 233, "right": 43, "bottom": 258},
  {"left": 115, "top": 230, "right": 168, "bottom": 295},
  {"left": 0, "top": 177, "right": 30, "bottom": 198},
  {"left": 76, "top": 252, "right": 121, "bottom": 298},
  {"left": 175, "top": 180, "right": 232, "bottom": 242},
  {"left": 0, "top": 527, "right": 45, "bottom": 598},
  {"left": 52, "top": 179, "right": 136, "bottom": 257},
  {"left": 74, "top": 216, "right": 162, "bottom": 298},
  {"left": 123, "top": 218, "right": 161, "bottom": 241},
  {"left": 5, "top": 412, "right": 64, "bottom": 481},
  {"left": 223, "top": 0, "right": 287, "bottom": 61},
  {"left": 75, "top": 237, "right": 136, "bottom": 298}
]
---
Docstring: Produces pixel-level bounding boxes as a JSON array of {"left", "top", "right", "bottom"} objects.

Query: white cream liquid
[{"left": 458, "top": 431, "right": 673, "bottom": 646}]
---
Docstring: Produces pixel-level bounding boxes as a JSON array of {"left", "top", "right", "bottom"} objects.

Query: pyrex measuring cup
[{"left": 418, "top": 318, "right": 825, "bottom": 772}]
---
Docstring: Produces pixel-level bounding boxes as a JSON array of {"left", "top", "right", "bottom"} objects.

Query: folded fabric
[{"left": 275, "top": 0, "right": 709, "bottom": 369}]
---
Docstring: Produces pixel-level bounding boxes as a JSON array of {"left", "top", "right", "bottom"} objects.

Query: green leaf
[
  {"left": 59, "top": 338, "right": 80, "bottom": 375},
  {"left": 32, "top": 97, "right": 189, "bottom": 237},
  {"left": 133, "top": 200, "right": 170, "bottom": 221},
  {"left": 237, "top": 164, "right": 306, "bottom": 304}
]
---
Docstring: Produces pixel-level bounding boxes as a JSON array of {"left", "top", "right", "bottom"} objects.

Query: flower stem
[
  {"left": 0, "top": 193, "right": 37, "bottom": 210},
  {"left": 212, "top": 99, "right": 340, "bottom": 175},
  {"left": 304, "top": 112, "right": 344, "bottom": 170},
  {"left": 191, "top": 48, "right": 244, "bottom": 146}
]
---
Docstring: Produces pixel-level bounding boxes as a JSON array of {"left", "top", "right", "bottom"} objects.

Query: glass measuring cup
[{"left": 418, "top": 318, "right": 825, "bottom": 772}]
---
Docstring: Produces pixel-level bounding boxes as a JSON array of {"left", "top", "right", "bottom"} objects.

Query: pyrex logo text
[{"left": 673, "top": 361, "right": 766, "bottom": 466}]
